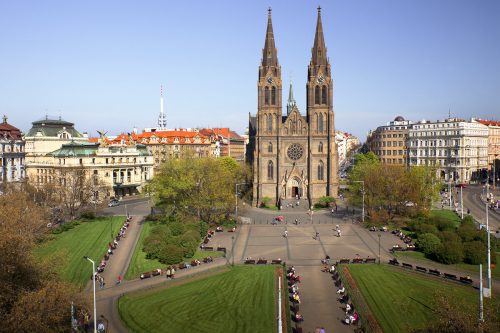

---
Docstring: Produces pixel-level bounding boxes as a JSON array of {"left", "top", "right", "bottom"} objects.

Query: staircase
[{"left": 279, "top": 197, "right": 310, "bottom": 211}]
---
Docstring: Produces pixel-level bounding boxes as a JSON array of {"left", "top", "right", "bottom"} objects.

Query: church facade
[{"left": 248, "top": 8, "right": 339, "bottom": 207}]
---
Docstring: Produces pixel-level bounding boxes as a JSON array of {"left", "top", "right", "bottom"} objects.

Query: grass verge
[
  {"left": 346, "top": 264, "right": 479, "bottom": 333},
  {"left": 34, "top": 216, "right": 125, "bottom": 288},
  {"left": 118, "top": 265, "right": 276, "bottom": 333}
]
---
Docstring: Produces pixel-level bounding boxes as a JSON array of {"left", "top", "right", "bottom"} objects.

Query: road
[
  {"left": 462, "top": 185, "right": 500, "bottom": 235},
  {"left": 99, "top": 196, "right": 152, "bottom": 217}
]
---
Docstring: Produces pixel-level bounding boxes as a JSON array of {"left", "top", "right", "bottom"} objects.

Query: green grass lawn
[
  {"left": 34, "top": 216, "right": 125, "bottom": 288},
  {"left": 125, "top": 221, "right": 225, "bottom": 280},
  {"left": 119, "top": 265, "right": 276, "bottom": 333},
  {"left": 347, "top": 264, "right": 479, "bottom": 333},
  {"left": 395, "top": 251, "right": 500, "bottom": 279},
  {"left": 429, "top": 209, "right": 461, "bottom": 225}
]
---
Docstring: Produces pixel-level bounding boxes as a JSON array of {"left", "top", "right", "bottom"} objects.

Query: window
[
  {"left": 267, "top": 114, "right": 273, "bottom": 132},
  {"left": 267, "top": 160, "right": 274, "bottom": 180},
  {"left": 318, "top": 142, "right": 323, "bottom": 153},
  {"left": 315, "top": 86, "right": 320, "bottom": 104},
  {"left": 268, "top": 142, "right": 273, "bottom": 153},
  {"left": 271, "top": 86, "right": 276, "bottom": 105},
  {"left": 318, "top": 160, "right": 324, "bottom": 180},
  {"left": 321, "top": 85, "right": 327, "bottom": 104},
  {"left": 264, "top": 87, "right": 270, "bottom": 105},
  {"left": 319, "top": 113, "right": 324, "bottom": 132}
]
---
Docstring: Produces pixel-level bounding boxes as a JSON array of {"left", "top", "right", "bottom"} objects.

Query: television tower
[{"left": 157, "top": 84, "right": 167, "bottom": 131}]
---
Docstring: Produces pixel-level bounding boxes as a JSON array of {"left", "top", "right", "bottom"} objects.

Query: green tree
[
  {"left": 417, "top": 233, "right": 441, "bottom": 257},
  {"left": 435, "top": 241, "right": 463, "bottom": 264},
  {"left": 463, "top": 241, "right": 486, "bottom": 265}
]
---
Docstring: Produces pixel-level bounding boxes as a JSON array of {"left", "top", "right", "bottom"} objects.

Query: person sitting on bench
[
  {"left": 294, "top": 312, "right": 304, "bottom": 322},
  {"left": 336, "top": 286, "right": 345, "bottom": 294},
  {"left": 329, "top": 265, "right": 336, "bottom": 273},
  {"left": 345, "top": 303, "right": 352, "bottom": 314}
]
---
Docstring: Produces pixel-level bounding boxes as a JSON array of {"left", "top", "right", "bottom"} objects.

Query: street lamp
[
  {"left": 235, "top": 183, "right": 247, "bottom": 221},
  {"left": 353, "top": 181, "right": 365, "bottom": 223},
  {"left": 231, "top": 236, "right": 235, "bottom": 267},
  {"left": 378, "top": 233, "right": 381, "bottom": 264},
  {"left": 485, "top": 175, "right": 492, "bottom": 297},
  {"left": 83, "top": 256, "right": 97, "bottom": 333}
]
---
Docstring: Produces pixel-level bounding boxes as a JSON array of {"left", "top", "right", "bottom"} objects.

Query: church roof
[
  {"left": 311, "top": 7, "right": 328, "bottom": 67},
  {"left": 25, "top": 116, "right": 84, "bottom": 138},
  {"left": 0, "top": 115, "right": 23, "bottom": 140},
  {"left": 261, "top": 8, "right": 278, "bottom": 68}
]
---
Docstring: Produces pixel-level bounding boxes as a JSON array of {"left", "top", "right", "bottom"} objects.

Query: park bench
[
  {"left": 104, "top": 253, "right": 110, "bottom": 261},
  {"left": 228, "top": 227, "right": 236, "bottom": 232},
  {"left": 415, "top": 266, "right": 427, "bottom": 273},
  {"left": 339, "top": 259, "right": 350, "bottom": 264},
  {"left": 203, "top": 257, "right": 213, "bottom": 263},
  {"left": 215, "top": 227, "right": 224, "bottom": 232},
  {"left": 217, "top": 247, "right": 226, "bottom": 253},
  {"left": 245, "top": 259, "right": 256, "bottom": 264},
  {"left": 293, "top": 326, "right": 303, "bottom": 333},
  {"left": 389, "top": 259, "right": 400, "bottom": 266},
  {"left": 444, "top": 273, "right": 457, "bottom": 280},
  {"left": 191, "top": 260, "right": 199, "bottom": 267},
  {"left": 364, "top": 258, "right": 376, "bottom": 263},
  {"left": 152, "top": 269, "right": 161, "bottom": 276},
  {"left": 140, "top": 272, "right": 151, "bottom": 279},
  {"left": 178, "top": 262, "right": 187, "bottom": 269},
  {"left": 203, "top": 237, "right": 210, "bottom": 244},
  {"left": 272, "top": 259, "right": 282, "bottom": 264},
  {"left": 290, "top": 303, "right": 300, "bottom": 313},
  {"left": 352, "top": 258, "right": 363, "bottom": 264},
  {"left": 402, "top": 263, "right": 413, "bottom": 269},
  {"left": 257, "top": 259, "right": 268, "bottom": 264},
  {"left": 428, "top": 269, "right": 441, "bottom": 276},
  {"left": 202, "top": 246, "right": 214, "bottom": 251},
  {"left": 459, "top": 277, "right": 473, "bottom": 285}
]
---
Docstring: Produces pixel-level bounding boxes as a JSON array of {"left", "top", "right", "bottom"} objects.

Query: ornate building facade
[
  {"left": 248, "top": 8, "right": 339, "bottom": 207},
  {"left": 0, "top": 115, "right": 25, "bottom": 183}
]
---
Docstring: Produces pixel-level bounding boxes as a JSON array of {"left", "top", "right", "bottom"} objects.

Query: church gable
[{"left": 282, "top": 107, "right": 307, "bottom": 136}]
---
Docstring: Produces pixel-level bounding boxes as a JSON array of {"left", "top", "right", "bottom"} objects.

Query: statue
[{"left": 97, "top": 130, "right": 108, "bottom": 147}]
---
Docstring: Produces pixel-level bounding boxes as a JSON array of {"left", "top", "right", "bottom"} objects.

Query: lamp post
[
  {"left": 83, "top": 256, "right": 97, "bottom": 333},
  {"left": 235, "top": 183, "right": 247, "bottom": 221},
  {"left": 485, "top": 175, "right": 492, "bottom": 296},
  {"left": 353, "top": 180, "right": 365, "bottom": 222},
  {"left": 378, "top": 233, "right": 381, "bottom": 264},
  {"left": 231, "top": 235, "right": 235, "bottom": 267}
]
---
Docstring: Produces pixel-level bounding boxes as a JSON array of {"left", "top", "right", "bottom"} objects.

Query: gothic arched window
[
  {"left": 318, "top": 160, "right": 324, "bottom": 180},
  {"left": 319, "top": 113, "right": 324, "bottom": 133},
  {"left": 268, "top": 142, "right": 273, "bottom": 153},
  {"left": 268, "top": 160, "right": 274, "bottom": 180},
  {"left": 318, "top": 142, "right": 323, "bottom": 153},
  {"left": 271, "top": 86, "right": 276, "bottom": 105},
  {"left": 315, "top": 86, "right": 320, "bottom": 105},
  {"left": 264, "top": 87, "right": 270, "bottom": 105},
  {"left": 267, "top": 114, "right": 273, "bottom": 132},
  {"left": 322, "top": 86, "right": 327, "bottom": 105}
]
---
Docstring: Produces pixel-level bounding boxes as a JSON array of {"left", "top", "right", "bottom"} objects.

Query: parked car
[{"left": 108, "top": 200, "right": 119, "bottom": 207}]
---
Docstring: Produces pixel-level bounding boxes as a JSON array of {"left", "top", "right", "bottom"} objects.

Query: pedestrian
[
  {"left": 171, "top": 267, "right": 175, "bottom": 279},
  {"left": 337, "top": 229, "right": 341, "bottom": 237},
  {"left": 467, "top": 208, "right": 471, "bottom": 215},
  {"left": 315, "top": 231, "right": 320, "bottom": 240},
  {"left": 116, "top": 275, "right": 122, "bottom": 285},
  {"left": 97, "top": 321, "right": 105, "bottom": 333},
  {"left": 99, "top": 276, "right": 105, "bottom": 289},
  {"left": 166, "top": 268, "right": 171, "bottom": 279},
  {"left": 284, "top": 230, "right": 288, "bottom": 238},
  {"left": 295, "top": 218, "right": 298, "bottom": 225}
]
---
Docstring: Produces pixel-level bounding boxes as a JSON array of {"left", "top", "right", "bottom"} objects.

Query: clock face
[
  {"left": 287, "top": 143, "right": 304, "bottom": 161},
  {"left": 317, "top": 75, "right": 325, "bottom": 84},
  {"left": 267, "top": 77, "right": 273, "bottom": 84}
]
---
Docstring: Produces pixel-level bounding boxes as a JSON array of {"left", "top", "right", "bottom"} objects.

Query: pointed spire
[
  {"left": 312, "top": 6, "right": 327, "bottom": 66},
  {"left": 262, "top": 7, "right": 278, "bottom": 67},
  {"left": 287, "top": 81, "right": 297, "bottom": 115}
]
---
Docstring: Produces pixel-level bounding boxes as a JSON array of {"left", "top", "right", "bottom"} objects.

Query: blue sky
[{"left": 1, "top": 0, "right": 499, "bottom": 140}]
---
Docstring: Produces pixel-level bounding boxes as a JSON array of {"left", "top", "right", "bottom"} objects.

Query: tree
[
  {"left": 435, "top": 241, "right": 463, "bottom": 264},
  {"left": 417, "top": 233, "right": 441, "bottom": 257},
  {"left": 463, "top": 241, "right": 486, "bottom": 265},
  {"left": 0, "top": 187, "right": 89, "bottom": 331},
  {"left": 151, "top": 157, "right": 244, "bottom": 224}
]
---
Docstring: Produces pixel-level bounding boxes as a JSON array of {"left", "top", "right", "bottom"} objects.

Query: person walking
[
  {"left": 166, "top": 267, "right": 171, "bottom": 279},
  {"left": 171, "top": 267, "right": 175, "bottom": 279},
  {"left": 315, "top": 231, "right": 320, "bottom": 240},
  {"left": 284, "top": 230, "right": 288, "bottom": 238},
  {"left": 116, "top": 275, "right": 122, "bottom": 285}
]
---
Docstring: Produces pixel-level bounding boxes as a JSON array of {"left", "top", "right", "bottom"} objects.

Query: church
[{"left": 248, "top": 7, "right": 339, "bottom": 208}]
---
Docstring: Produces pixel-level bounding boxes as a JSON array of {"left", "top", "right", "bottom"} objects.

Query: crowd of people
[
  {"left": 329, "top": 260, "right": 359, "bottom": 326},
  {"left": 287, "top": 265, "right": 304, "bottom": 328}
]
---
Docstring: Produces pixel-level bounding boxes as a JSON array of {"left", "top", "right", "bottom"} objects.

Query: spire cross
[
  {"left": 317, "top": 5, "right": 321, "bottom": 13},
  {"left": 268, "top": 7, "right": 272, "bottom": 15}
]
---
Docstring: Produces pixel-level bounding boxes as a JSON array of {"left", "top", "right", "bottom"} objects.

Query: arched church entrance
[{"left": 290, "top": 177, "right": 302, "bottom": 198}]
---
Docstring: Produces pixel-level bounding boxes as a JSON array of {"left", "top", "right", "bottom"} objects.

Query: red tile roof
[{"left": 477, "top": 119, "right": 500, "bottom": 126}]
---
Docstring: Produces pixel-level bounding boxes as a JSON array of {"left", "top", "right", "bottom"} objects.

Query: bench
[
  {"left": 402, "top": 263, "right": 413, "bottom": 269},
  {"left": 428, "top": 269, "right": 441, "bottom": 276},
  {"left": 444, "top": 273, "right": 457, "bottom": 280},
  {"left": 191, "top": 260, "right": 199, "bottom": 267},
  {"left": 203, "top": 237, "right": 210, "bottom": 244},
  {"left": 364, "top": 258, "right": 376, "bottom": 264},
  {"left": 339, "top": 259, "right": 350, "bottom": 264},
  {"left": 352, "top": 258, "right": 363, "bottom": 264},
  {"left": 272, "top": 259, "right": 282, "bottom": 264},
  {"left": 215, "top": 228, "right": 224, "bottom": 232},
  {"left": 140, "top": 272, "right": 151, "bottom": 279},
  {"left": 293, "top": 327, "right": 303, "bottom": 333},
  {"left": 389, "top": 259, "right": 400, "bottom": 266},
  {"left": 152, "top": 269, "right": 161, "bottom": 276},
  {"left": 257, "top": 259, "right": 268, "bottom": 264},
  {"left": 217, "top": 247, "right": 227, "bottom": 253},
  {"left": 245, "top": 259, "right": 256, "bottom": 264},
  {"left": 415, "top": 266, "right": 427, "bottom": 273},
  {"left": 459, "top": 277, "right": 473, "bottom": 285},
  {"left": 202, "top": 246, "right": 214, "bottom": 251},
  {"left": 178, "top": 263, "right": 187, "bottom": 269}
]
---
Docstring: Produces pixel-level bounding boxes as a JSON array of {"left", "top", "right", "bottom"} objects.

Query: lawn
[
  {"left": 119, "top": 265, "right": 277, "bottom": 333},
  {"left": 34, "top": 216, "right": 125, "bottom": 288},
  {"left": 125, "top": 220, "right": 225, "bottom": 279},
  {"left": 429, "top": 209, "right": 461, "bottom": 226},
  {"left": 347, "top": 264, "right": 478, "bottom": 333},
  {"left": 395, "top": 251, "right": 500, "bottom": 279}
]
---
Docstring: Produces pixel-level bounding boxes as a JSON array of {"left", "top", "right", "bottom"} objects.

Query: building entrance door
[{"left": 292, "top": 186, "right": 299, "bottom": 198}]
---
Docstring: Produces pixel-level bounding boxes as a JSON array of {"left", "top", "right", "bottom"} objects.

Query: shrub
[
  {"left": 260, "top": 197, "right": 272, "bottom": 208},
  {"left": 417, "top": 233, "right": 441, "bottom": 257},
  {"left": 169, "top": 222, "right": 185, "bottom": 236},
  {"left": 199, "top": 221, "right": 208, "bottom": 238},
  {"left": 315, "top": 196, "right": 336, "bottom": 208},
  {"left": 157, "top": 244, "right": 184, "bottom": 265},
  {"left": 80, "top": 211, "right": 96, "bottom": 220},
  {"left": 433, "top": 217, "right": 456, "bottom": 232},
  {"left": 462, "top": 215, "right": 475, "bottom": 225},
  {"left": 435, "top": 241, "right": 463, "bottom": 264},
  {"left": 417, "top": 223, "right": 438, "bottom": 235},
  {"left": 457, "top": 223, "right": 477, "bottom": 243},
  {"left": 463, "top": 241, "right": 486, "bottom": 265}
]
